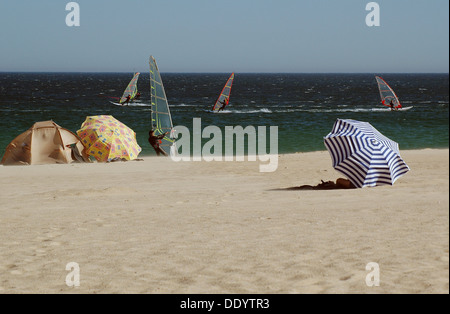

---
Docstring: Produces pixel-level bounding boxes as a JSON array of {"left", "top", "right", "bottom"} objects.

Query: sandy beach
[{"left": 0, "top": 149, "right": 448, "bottom": 294}]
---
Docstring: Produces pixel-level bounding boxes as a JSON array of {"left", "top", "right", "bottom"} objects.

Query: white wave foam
[
  {"left": 110, "top": 101, "right": 151, "bottom": 107},
  {"left": 271, "top": 107, "right": 391, "bottom": 113},
  {"left": 232, "top": 108, "right": 273, "bottom": 114},
  {"left": 204, "top": 108, "right": 273, "bottom": 114},
  {"left": 172, "top": 103, "right": 197, "bottom": 107}
]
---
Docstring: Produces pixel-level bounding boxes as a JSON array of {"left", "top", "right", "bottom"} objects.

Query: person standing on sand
[{"left": 148, "top": 129, "right": 169, "bottom": 156}]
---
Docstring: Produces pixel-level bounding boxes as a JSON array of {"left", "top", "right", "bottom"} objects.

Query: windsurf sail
[
  {"left": 119, "top": 72, "right": 140, "bottom": 104},
  {"left": 375, "top": 76, "right": 402, "bottom": 109},
  {"left": 211, "top": 73, "right": 235, "bottom": 112},
  {"left": 149, "top": 56, "right": 176, "bottom": 155}
]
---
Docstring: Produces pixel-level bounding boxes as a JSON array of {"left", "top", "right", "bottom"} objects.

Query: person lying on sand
[{"left": 282, "top": 178, "right": 356, "bottom": 190}]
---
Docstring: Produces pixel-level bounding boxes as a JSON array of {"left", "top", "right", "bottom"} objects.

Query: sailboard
[
  {"left": 149, "top": 56, "right": 176, "bottom": 155},
  {"left": 375, "top": 76, "right": 413, "bottom": 111},
  {"left": 119, "top": 72, "right": 140, "bottom": 105},
  {"left": 211, "top": 73, "right": 235, "bottom": 112}
]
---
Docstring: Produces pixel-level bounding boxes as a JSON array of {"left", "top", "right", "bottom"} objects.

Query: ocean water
[{"left": 0, "top": 73, "right": 448, "bottom": 158}]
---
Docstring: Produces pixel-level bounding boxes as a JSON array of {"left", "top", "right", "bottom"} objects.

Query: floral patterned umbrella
[{"left": 77, "top": 115, "right": 141, "bottom": 162}]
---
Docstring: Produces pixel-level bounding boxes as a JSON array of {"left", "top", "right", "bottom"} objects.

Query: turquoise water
[{"left": 0, "top": 73, "right": 448, "bottom": 158}]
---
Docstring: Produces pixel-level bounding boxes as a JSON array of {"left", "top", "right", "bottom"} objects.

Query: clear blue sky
[{"left": 0, "top": 0, "right": 448, "bottom": 73}]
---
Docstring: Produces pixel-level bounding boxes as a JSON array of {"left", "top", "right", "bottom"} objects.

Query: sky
[{"left": 0, "top": 0, "right": 448, "bottom": 73}]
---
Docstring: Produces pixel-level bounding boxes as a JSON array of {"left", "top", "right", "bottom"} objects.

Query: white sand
[{"left": 0, "top": 149, "right": 448, "bottom": 294}]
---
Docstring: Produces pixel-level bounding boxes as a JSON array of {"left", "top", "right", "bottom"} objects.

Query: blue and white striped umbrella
[{"left": 324, "top": 119, "right": 410, "bottom": 188}]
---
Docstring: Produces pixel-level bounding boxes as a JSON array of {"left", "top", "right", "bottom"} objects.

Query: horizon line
[{"left": 1, "top": 71, "right": 449, "bottom": 75}]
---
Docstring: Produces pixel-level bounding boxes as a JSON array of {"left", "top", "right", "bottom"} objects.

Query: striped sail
[
  {"left": 211, "top": 73, "right": 234, "bottom": 112},
  {"left": 149, "top": 56, "right": 176, "bottom": 155},
  {"left": 120, "top": 72, "right": 140, "bottom": 103},
  {"left": 375, "top": 76, "right": 402, "bottom": 109},
  {"left": 324, "top": 119, "right": 410, "bottom": 188}
]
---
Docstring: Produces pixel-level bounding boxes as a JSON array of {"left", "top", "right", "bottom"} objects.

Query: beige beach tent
[{"left": 1, "top": 120, "right": 90, "bottom": 166}]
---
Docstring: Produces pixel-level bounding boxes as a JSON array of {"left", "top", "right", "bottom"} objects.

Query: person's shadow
[{"left": 271, "top": 178, "right": 356, "bottom": 191}]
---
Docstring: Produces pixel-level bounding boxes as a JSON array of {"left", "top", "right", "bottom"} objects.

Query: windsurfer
[
  {"left": 218, "top": 97, "right": 229, "bottom": 112},
  {"left": 389, "top": 100, "right": 398, "bottom": 111},
  {"left": 135, "top": 92, "right": 141, "bottom": 100},
  {"left": 148, "top": 129, "right": 169, "bottom": 156},
  {"left": 123, "top": 94, "right": 131, "bottom": 106}
]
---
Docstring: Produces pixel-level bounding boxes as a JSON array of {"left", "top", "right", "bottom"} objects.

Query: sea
[{"left": 0, "top": 73, "right": 448, "bottom": 158}]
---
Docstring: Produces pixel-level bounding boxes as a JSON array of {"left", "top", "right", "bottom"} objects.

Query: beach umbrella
[
  {"left": 323, "top": 119, "right": 410, "bottom": 188},
  {"left": 77, "top": 115, "right": 142, "bottom": 162}
]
